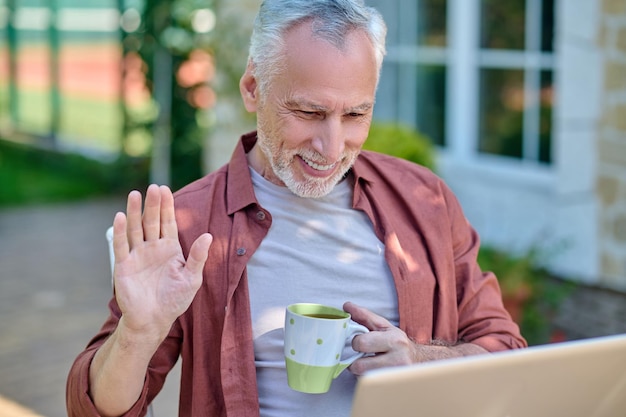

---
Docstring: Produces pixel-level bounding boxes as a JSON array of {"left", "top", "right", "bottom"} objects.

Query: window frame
[{"left": 372, "top": 0, "right": 557, "bottom": 175}]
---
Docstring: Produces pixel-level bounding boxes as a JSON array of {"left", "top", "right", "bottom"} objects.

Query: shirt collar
[
  {"left": 226, "top": 131, "right": 260, "bottom": 215},
  {"left": 351, "top": 152, "right": 377, "bottom": 186},
  {"left": 225, "top": 131, "right": 376, "bottom": 215}
]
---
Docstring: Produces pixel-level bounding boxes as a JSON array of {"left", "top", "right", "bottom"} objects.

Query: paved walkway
[{"left": 0, "top": 198, "right": 179, "bottom": 417}]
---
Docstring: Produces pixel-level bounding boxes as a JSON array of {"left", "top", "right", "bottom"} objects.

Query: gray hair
[{"left": 248, "top": 0, "right": 387, "bottom": 94}]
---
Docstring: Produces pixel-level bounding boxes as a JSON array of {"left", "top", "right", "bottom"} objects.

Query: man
[{"left": 67, "top": 1, "right": 526, "bottom": 416}]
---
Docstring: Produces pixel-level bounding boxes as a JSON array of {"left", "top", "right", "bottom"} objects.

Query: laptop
[{"left": 351, "top": 333, "right": 626, "bottom": 417}]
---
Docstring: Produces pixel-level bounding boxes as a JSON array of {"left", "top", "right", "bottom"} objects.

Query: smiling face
[{"left": 240, "top": 21, "right": 379, "bottom": 198}]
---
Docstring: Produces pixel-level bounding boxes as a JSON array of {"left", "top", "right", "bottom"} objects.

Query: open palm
[{"left": 111, "top": 185, "right": 212, "bottom": 339}]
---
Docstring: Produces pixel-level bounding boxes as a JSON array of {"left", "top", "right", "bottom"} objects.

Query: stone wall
[
  {"left": 597, "top": 0, "right": 626, "bottom": 291},
  {"left": 552, "top": 0, "right": 626, "bottom": 342}
]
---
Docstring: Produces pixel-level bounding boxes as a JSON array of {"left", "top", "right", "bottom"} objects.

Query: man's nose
[{"left": 312, "top": 118, "right": 345, "bottom": 162}]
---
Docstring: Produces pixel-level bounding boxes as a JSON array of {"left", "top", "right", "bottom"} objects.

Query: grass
[
  {"left": 0, "top": 138, "right": 148, "bottom": 207},
  {"left": 8, "top": 89, "right": 123, "bottom": 153}
]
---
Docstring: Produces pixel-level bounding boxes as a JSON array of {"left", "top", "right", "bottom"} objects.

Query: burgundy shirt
[{"left": 66, "top": 131, "right": 526, "bottom": 417}]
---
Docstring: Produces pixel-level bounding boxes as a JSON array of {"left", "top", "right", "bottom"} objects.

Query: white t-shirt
[{"left": 247, "top": 169, "right": 399, "bottom": 417}]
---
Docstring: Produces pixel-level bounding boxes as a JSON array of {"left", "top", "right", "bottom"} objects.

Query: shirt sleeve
[
  {"left": 66, "top": 297, "right": 181, "bottom": 417},
  {"left": 443, "top": 184, "right": 528, "bottom": 351}
]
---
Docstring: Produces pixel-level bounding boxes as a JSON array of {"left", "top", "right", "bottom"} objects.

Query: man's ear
[{"left": 240, "top": 61, "right": 258, "bottom": 112}]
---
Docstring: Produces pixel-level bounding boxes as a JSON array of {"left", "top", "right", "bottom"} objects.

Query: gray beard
[{"left": 256, "top": 131, "right": 356, "bottom": 199}]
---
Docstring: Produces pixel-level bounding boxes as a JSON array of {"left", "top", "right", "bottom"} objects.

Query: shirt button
[
  {"left": 236, "top": 247, "right": 246, "bottom": 256},
  {"left": 256, "top": 210, "right": 266, "bottom": 221}
]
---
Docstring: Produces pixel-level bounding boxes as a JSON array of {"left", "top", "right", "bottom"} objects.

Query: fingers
[
  {"left": 349, "top": 327, "right": 417, "bottom": 375},
  {"left": 159, "top": 185, "right": 178, "bottom": 239},
  {"left": 186, "top": 233, "right": 213, "bottom": 277},
  {"left": 344, "top": 301, "right": 394, "bottom": 354},
  {"left": 112, "top": 211, "right": 130, "bottom": 264},
  {"left": 350, "top": 352, "right": 393, "bottom": 376},
  {"left": 142, "top": 184, "right": 162, "bottom": 241},
  {"left": 344, "top": 301, "right": 395, "bottom": 358},
  {"left": 120, "top": 183, "right": 207, "bottom": 278},
  {"left": 126, "top": 190, "right": 144, "bottom": 249},
  {"left": 344, "top": 302, "right": 392, "bottom": 331},
  {"left": 344, "top": 301, "right": 418, "bottom": 375},
  {"left": 126, "top": 184, "right": 176, "bottom": 248},
  {"left": 351, "top": 327, "right": 397, "bottom": 354}
]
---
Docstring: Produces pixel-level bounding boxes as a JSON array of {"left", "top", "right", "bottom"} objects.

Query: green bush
[
  {"left": 0, "top": 139, "right": 149, "bottom": 207},
  {"left": 478, "top": 245, "right": 574, "bottom": 345},
  {"left": 362, "top": 122, "right": 436, "bottom": 170}
]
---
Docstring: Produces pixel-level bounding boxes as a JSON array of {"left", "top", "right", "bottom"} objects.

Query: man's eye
[{"left": 347, "top": 113, "right": 365, "bottom": 118}]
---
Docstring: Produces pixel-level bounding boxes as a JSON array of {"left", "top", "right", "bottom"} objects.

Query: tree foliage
[{"left": 125, "top": 0, "right": 223, "bottom": 190}]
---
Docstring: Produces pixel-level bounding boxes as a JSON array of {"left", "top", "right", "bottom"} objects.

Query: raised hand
[{"left": 112, "top": 184, "right": 212, "bottom": 342}]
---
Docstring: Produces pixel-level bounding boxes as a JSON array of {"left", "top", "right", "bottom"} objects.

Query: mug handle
[{"left": 333, "top": 321, "right": 369, "bottom": 378}]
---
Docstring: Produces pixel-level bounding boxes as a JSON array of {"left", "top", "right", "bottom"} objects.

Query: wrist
[
  {"left": 411, "top": 339, "right": 462, "bottom": 363},
  {"left": 116, "top": 316, "right": 169, "bottom": 353},
  {"left": 414, "top": 340, "right": 488, "bottom": 363}
]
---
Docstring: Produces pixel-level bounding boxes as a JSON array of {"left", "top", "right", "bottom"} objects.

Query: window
[
  {"left": 368, "top": 0, "right": 556, "bottom": 164},
  {"left": 478, "top": 0, "right": 555, "bottom": 163},
  {"left": 370, "top": 0, "right": 448, "bottom": 146}
]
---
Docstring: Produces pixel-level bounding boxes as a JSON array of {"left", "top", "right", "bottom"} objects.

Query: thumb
[
  {"left": 343, "top": 301, "right": 392, "bottom": 331},
  {"left": 185, "top": 233, "right": 212, "bottom": 275}
]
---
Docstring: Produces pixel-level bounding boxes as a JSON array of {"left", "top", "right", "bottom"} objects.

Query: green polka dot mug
[{"left": 284, "top": 303, "right": 369, "bottom": 393}]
